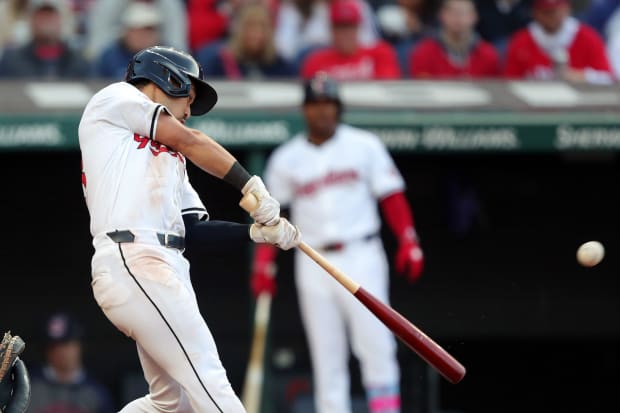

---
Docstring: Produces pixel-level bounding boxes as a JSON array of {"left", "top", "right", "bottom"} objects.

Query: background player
[
  {"left": 251, "top": 73, "right": 424, "bottom": 413},
  {"left": 79, "top": 46, "right": 300, "bottom": 413}
]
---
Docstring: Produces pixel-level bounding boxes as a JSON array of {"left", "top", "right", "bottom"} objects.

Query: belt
[
  {"left": 106, "top": 230, "right": 185, "bottom": 251},
  {"left": 320, "top": 233, "right": 379, "bottom": 252}
]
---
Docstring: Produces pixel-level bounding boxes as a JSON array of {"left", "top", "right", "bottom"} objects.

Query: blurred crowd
[{"left": 0, "top": 0, "right": 618, "bottom": 83}]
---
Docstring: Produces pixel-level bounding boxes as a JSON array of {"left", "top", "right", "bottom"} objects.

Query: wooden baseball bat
[
  {"left": 240, "top": 193, "right": 466, "bottom": 384},
  {"left": 241, "top": 292, "right": 272, "bottom": 413}
]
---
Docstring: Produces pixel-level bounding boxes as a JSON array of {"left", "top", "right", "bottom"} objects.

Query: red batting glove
[
  {"left": 395, "top": 240, "right": 424, "bottom": 283},
  {"left": 251, "top": 245, "right": 278, "bottom": 297}
]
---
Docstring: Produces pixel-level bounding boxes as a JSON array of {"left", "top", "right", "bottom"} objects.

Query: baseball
[{"left": 576, "top": 241, "right": 605, "bottom": 267}]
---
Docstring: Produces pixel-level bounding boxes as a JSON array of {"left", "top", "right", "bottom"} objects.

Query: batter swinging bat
[
  {"left": 241, "top": 292, "right": 272, "bottom": 413},
  {"left": 240, "top": 193, "right": 466, "bottom": 384}
]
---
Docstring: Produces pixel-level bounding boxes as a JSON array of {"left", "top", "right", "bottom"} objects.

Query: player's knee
[{"left": 147, "top": 394, "right": 185, "bottom": 413}]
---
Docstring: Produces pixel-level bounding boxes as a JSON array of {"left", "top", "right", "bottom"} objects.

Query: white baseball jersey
[
  {"left": 79, "top": 82, "right": 207, "bottom": 239},
  {"left": 264, "top": 124, "right": 405, "bottom": 246}
]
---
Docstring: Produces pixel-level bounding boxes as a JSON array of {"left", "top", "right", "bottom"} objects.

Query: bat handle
[
  {"left": 240, "top": 192, "right": 260, "bottom": 213},
  {"left": 298, "top": 242, "right": 360, "bottom": 294}
]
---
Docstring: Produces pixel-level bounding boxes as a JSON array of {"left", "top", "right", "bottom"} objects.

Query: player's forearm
[
  {"left": 181, "top": 129, "right": 239, "bottom": 179},
  {"left": 380, "top": 191, "right": 417, "bottom": 242}
]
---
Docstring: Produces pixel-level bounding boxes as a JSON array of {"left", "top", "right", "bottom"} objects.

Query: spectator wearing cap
[
  {"left": 300, "top": 0, "right": 401, "bottom": 80},
  {"left": 0, "top": 0, "right": 91, "bottom": 78},
  {"left": 409, "top": 0, "right": 500, "bottom": 79},
  {"left": 196, "top": 2, "right": 296, "bottom": 79},
  {"left": 504, "top": 0, "right": 613, "bottom": 84},
  {"left": 85, "top": 0, "right": 187, "bottom": 60},
  {"left": 28, "top": 312, "right": 115, "bottom": 413},
  {"left": 274, "top": 0, "right": 379, "bottom": 66},
  {"left": 94, "top": 2, "right": 162, "bottom": 79}
]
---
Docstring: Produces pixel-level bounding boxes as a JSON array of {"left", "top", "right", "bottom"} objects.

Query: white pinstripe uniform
[
  {"left": 264, "top": 124, "right": 403, "bottom": 413},
  {"left": 79, "top": 82, "right": 246, "bottom": 413}
]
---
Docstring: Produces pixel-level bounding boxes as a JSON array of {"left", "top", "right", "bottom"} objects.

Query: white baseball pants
[
  {"left": 295, "top": 237, "right": 400, "bottom": 413},
  {"left": 90, "top": 237, "right": 246, "bottom": 413}
]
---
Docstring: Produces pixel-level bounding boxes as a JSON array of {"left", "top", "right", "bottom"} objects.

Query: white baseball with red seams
[
  {"left": 577, "top": 241, "right": 605, "bottom": 267},
  {"left": 79, "top": 82, "right": 245, "bottom": 413},
  {"left": 264, "top": 124, "right": 404, "bottom": 413}
]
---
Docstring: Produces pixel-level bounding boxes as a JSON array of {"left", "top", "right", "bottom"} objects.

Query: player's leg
[
  {"left": 120, "top": 344, "right": 192, "bottom": 413},
  {"left": 295, "top": 253, "right": 352, "bottom": 413},
  {"left": 337, "top": 240, "right": 401, "bottom": 413},
  {"left": 91, "top": 242, "right": 246, "bottom": 413}
]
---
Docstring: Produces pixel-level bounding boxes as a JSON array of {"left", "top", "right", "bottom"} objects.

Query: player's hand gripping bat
[
  {"left": 240, "top": 193, "right": 466, "bottom": 384},
  {"left": 241, "top": 289, "right": 272, "bottom": 413}
]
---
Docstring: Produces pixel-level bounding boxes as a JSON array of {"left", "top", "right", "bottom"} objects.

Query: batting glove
[
  {"left": 250, "top": 218, "right": 301, "bottom": 250},
  {"left": 395, "top": 238, "right": 424, "bottom": 283},
  {"left": 242, "top": 176, "right": 280, "bottom": 226}
]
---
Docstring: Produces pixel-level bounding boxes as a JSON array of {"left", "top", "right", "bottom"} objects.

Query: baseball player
[
  {"left": 251, "top": 73, "right": 424, "bottom": 413},
  {"left": 78, "top": 45, "right": 300, "bottom": 413}
]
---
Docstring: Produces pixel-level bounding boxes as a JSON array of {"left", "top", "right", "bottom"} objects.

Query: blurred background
[{"left": 0, "top": 0, "right": 619, "bottom": 412}]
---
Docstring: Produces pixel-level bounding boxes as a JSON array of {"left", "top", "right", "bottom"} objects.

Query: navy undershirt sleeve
[{"left": 183, "top": 214, "right": 251, "bottom": 251}]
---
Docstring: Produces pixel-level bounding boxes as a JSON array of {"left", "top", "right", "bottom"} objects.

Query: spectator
[
  {"left": 187, "top": 0, "right": 279, "bottom": 54},
  {"left": 409, "top": 0, "right": 500, "bottom": 78},
  {"left": 28, "top": 312, "right": 115, "bottom": 413},
  {"left": 274, "top": 0, "right": 379, "bottom": 65},
  {"left": 0, "top": 0, "right": 77, "bottom": 55},
  {"left": 85, "top": 0, "right": 187, "bottom": 60},
  {"left": 197, "top": 2, "right": 296, "bottom": 79},
  {"left": 475, "top": 0, "right": 532, "bottom": 54},
  {"left": 0, "top": 0, "right": 91, "bottom": 79},
  {"left": 504, "top": 0, "right": 613, "bottom": 84},
  {"left": 67, "top": 0, "right": 98, "bottom": 51},
  {"left": 95, "top": 1, "right": 162, "bottom": 79},
  {"left": 0, "top": 0, "right": 31, "bottom": 55},
  {"left": 187, "top": 0, "right": 229, "bottom": 53},
  {"left": 579, "top": 0, "right": 620, "bottom": 37},
  {"left": 301, "top": 0, "right": 401, "bottom": 80},
  {"left": 375, "top": 0, "right": 434, "bottom": 74},
  {"left": 605, "top": 7, "right": 620, "bottom": 79}
]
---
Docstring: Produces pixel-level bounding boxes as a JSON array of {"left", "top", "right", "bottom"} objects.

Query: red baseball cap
[
  {"left": 533, "top": 0, "right": 569, "bottom": 9},
  {"left": 330, "top": 0, "right": 362, "bottom": 26}
]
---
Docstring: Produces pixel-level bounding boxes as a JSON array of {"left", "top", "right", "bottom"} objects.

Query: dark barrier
[{"left": 0, "top": 149, "right": 617, "bottom": 412}]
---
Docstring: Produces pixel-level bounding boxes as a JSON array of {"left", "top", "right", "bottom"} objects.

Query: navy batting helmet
[
  {"left": 303, "top": 72, "right": 342, "bottom": 106},
  {"left": 125, "top": 46, "right": 218, "bottom": 115}
]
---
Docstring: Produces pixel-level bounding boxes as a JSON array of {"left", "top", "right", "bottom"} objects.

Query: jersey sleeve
[
  {"left": 367, "top": 133, "right": 405, "bottom": 199},
  {"left": 264, "top": 148, "right": 294, "bottom": 207},
  {"left": 103, "top": 83, "right": 169, "bottom": 139},
  {"left": 181, "top": 171, "right": 209, "bottom": 221}
]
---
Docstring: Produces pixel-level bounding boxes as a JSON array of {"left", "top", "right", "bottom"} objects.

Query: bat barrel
[{"left": 354, "top": 287, "right": 466, "bottom": 384}]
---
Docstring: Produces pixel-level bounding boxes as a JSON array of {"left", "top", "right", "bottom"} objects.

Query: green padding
[{"left": 2, "top": 111, "right": 620, "bottom": 152}]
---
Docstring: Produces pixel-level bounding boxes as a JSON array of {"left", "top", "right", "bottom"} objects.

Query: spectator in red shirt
[
  {"left": 300, "top": 0, "right": 401, "bottom": 80},
  {"left": 409, "top": 0, "right": 501, "bottom": 78},
  {"left": 504, "top": 0, "right": 613, "bottom": 84},
  {"left": 186, "top": 0, "right": 228, "bottom": 53}
]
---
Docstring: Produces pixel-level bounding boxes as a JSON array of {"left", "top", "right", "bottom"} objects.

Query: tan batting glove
[
  {"left": 249, "top": 218, "right": 301, "bottom": 250},
  {"left": 242, "top": 176, "right": 280, "bottom": 226}
]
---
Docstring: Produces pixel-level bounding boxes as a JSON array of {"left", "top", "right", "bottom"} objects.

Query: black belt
[
  {"left": 320, "top": 233, "right": 379, "bottom": 252},
  {"left": 106, "top": 230, "right": 185, "bottom": 251}
]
